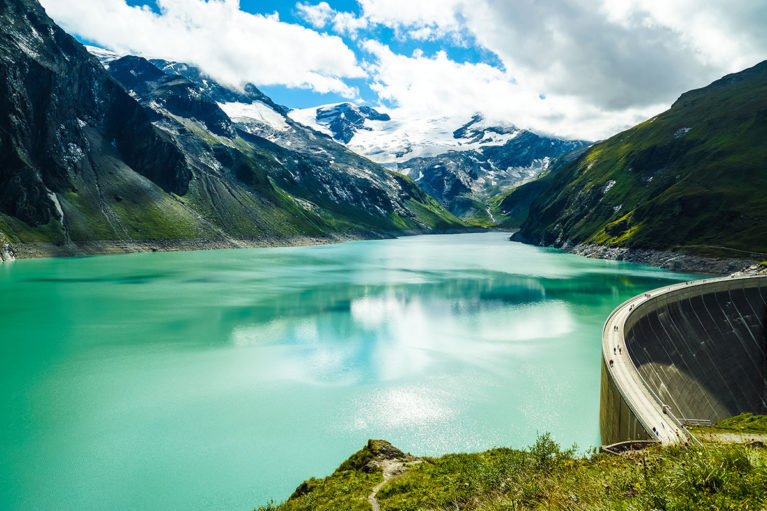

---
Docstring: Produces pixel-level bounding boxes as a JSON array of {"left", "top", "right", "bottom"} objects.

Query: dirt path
[{"left": 367, "top": 458, "right": 421, "bottom": 511}]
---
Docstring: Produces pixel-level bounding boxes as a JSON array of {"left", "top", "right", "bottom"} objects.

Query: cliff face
[
  {"left": 0, "top": 0, "right": 208, "bottom": 248},
  {"left": 0, "top": 0, "right": 189, "bottom": 224}
]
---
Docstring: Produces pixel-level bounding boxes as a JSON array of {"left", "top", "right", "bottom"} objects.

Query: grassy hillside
[
  {"left": 514, "top": 61, "right": 767, "bottom": 257},
  {"left": 258, "top": 434, "right": 767, "bottom": 511},
  {"left": 491, "top": 179, "right": 553, "bottom": 228}
]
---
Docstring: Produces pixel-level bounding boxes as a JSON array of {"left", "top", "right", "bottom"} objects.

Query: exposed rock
[
  {"left": 315, "top": 103, "right": 391, "bottom": 144},
  {"left": 401, "top": 130, "right": 588, "bottom": 218},
  {"left": 557, "top": 241, "right": 761, "bottom": 276}
]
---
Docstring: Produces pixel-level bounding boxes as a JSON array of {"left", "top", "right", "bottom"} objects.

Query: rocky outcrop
[
  {"left": 0, "top": 231, "right": 15, "bottom": 261},
  {"left": 288, "top": 439, "right": 421, "bottom": 511}
]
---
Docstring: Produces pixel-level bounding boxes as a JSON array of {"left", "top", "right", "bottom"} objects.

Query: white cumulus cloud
[
  {"left": 39, "top": 0, "right": 364, "bottom": 97},
  {"left": 39, "top": 0, "right": 767, "bottom": 140},
  {"left": 297, "top": 1, "right": 369, "bottom": 38},
  {"left": 352, "top": 0, "right": 767, "bottom": 139},
  {"left": 295, "top": 1, "right": 334, "bottom": 28},
  {"left": 361, "top": 40, "right": 663, "bottom": 141}
]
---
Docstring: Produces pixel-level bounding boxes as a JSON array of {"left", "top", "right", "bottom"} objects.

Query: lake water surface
[{"left": 0, "top": 233, "right": 698, "bottom": 510}]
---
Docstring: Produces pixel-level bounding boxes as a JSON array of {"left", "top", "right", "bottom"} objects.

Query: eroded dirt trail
[{"left": 367, "top": 458, "right": 421, "bottom": 511}]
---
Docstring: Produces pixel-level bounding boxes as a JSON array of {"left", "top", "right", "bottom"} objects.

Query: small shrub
[
  {"left": 529, "top": 432, "right": 575, "bottom": 469},
  {"left": 255, "top": 499, "right": 277, "bottom": 511}
]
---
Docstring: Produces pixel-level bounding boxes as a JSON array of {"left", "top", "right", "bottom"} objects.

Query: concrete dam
[{"left": 600, "top": 275, "right": 767, "bottom": 445}]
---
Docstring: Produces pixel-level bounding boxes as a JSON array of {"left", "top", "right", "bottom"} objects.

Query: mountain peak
[
  {"left": 148, "top": 58, "right": 289, "bottom": 114},
  {"left": 312, "top": 102, "right": 391, "bottom": 143},
  {"left": 452, "top": 114, "right": 519, "bottom": 144},
  {"left": 85, "top": 45, "right": 123, "bottom": 67}
]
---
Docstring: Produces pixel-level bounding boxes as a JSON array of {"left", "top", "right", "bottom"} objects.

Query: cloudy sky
[{"left": 40, "top": 0, "right": 767, "bottom": 140}]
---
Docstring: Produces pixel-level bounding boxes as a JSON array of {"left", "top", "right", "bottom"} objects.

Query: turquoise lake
[{"left": 0, "top": 232, "right": 698, "bottom": 510}]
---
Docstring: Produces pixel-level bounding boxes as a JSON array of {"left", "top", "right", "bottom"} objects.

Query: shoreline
[
  {"left": 556, "top": 242, "right": 761, "bottom": 276},
  {"left": 0, "top": 227, "right": 494, "bottom": 262},
  {"left": 509, "top": 234, "right": 764, "bottom": 276},
  {"left": 0, "top": 233, "right": 382, "bottom": 262},
  {"left": 563, "top": 242, "right": 763, "bottom": 276},
  {"left": 8, "top": 229, "right": 760, "bottom": 277}
]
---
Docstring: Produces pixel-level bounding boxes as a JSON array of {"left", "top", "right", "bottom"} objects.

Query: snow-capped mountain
[
  {"left": 149, "top": 58, "right": 289, "bottom": 114},
  {"left": 82, "top": 46, "right": 461, "bottom": 236},
  {"left": 289, "top": 107, "right": 529, "bottom": 163},
  {"left": 88, "top": 47, "right": 296, "bottom": 145},
  {"left": 89, "top": 48, "right": 587, "bottom": 222},
  {"left": 84, "top": 45, "right": 124, "bottom": 67},
  {"left": 289, "top": 103, "right": 390, "bottom": 144},
  {"left": 289, "top": 105, "right": 590, "bottom": 219},
  {"left": 400, "top": 130, "right": 587, "bottom": 217}
]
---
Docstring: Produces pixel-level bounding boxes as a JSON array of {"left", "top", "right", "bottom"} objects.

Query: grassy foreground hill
[
  {"left": 513, "top": 61, "right": 767, "bottom": 258},
  {"left": 258, "top": 435, "right": 767, "bottom": 511}
]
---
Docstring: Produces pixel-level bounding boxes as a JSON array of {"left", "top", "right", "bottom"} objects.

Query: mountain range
[
  {"left": 2, "top": 0, "right": 764, "bottom": 264},
  {"left": 290, "top": 105, "right": 589, "bottom": 220},
  {"left": 0, "top": 0, "right": 462, "bottom": 259}
]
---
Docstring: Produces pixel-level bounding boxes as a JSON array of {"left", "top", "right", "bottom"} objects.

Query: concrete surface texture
[{"left": 600, "top": 275, "right": 767, "bottom": 445}]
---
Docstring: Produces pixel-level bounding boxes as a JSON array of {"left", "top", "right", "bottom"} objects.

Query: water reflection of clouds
[{"left": 229, "top": 285, "right": 575, "bottom": 386}]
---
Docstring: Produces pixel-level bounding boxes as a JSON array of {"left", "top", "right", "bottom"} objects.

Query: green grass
[
  {"left": 713, "top": 413, "right": 767, "bottom": 433},
  {"left": 0, "top": 214, "right": 66, "bottom": 244},
  {"left": 263, "top": 470, "right": 380, "bottom": 511},
  {"left": 258, "top": 434, "right": 767, "bottom": 511},
  {"left": 517, "top": 61, "right": 767, "bottom": 256}
]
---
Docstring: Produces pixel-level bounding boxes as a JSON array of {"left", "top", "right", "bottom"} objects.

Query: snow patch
[
  {"left": 288, "top": 106, "right": 334, "bottom": 136},
  {"left": 46, "top": 190, "right": 64, "bottom": 221},
  {"left": 674, "top": 127, "right": 691, "bottom": 139},
  {"left": 602, "top": 180, "right": 616, "bottom": 194},
  {"left": 218, "top": 101, "right": 289, "bottom": 131}
]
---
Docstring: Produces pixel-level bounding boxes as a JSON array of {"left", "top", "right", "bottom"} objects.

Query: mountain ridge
[{"left": 512, "top": 59, "right": 767, "bottom": 259}]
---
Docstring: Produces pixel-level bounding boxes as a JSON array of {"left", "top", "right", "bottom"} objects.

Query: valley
[{"left": 1, "top": 1, "right": 766, "bottom": 510}]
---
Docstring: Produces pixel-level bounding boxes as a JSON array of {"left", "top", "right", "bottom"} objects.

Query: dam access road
[
  {"left": 601, "top": 274, "right": 767, "bottom": 445},
  {"left": 603, "top": 288, "right": 686, "bottom": 444}
]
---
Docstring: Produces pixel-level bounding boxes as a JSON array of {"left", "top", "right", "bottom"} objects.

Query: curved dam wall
[
  {"left": 600, "top": 276, "right": 767, "bottom": 445},
  {"left": 600, "top": 357, "right": 652, "bottom": 444}
]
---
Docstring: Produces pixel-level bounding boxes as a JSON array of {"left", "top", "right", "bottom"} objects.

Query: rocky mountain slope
[
  {"left": 513, "top": 60, "right": 767, "bottom": 258},
  {"left": 401, "top": 120, "right": 587, "bottom": 219},
  {"left": 100, "top": 52, "right": 461, "bottom": 233},
  {"left": 0, "top": 0, "right": 461, "bottom": 260},
  {"left": 290, "top": 106, "right": 588, "bottom": 220}
]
